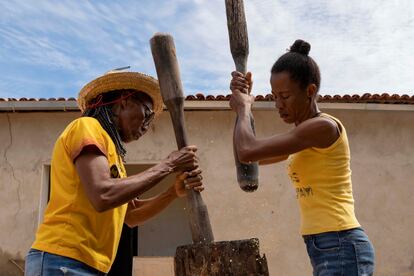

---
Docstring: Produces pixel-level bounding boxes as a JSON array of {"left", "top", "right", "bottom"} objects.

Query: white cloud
[{"left": 0, "top": 0, "right": 413, "bottom": 98}]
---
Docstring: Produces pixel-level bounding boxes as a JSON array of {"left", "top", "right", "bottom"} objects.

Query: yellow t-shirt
[
  {"left": 287, "top": 113, "right": 360, "bottom": 235},
  {"left": 32, "top": 117, "right": 128, "bottom": 273}
]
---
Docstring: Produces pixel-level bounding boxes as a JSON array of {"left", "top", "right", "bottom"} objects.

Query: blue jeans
[
  {"left": 25, "top": 249, "right": 106, "bottom": 276},
  {"left": 303, "top": 228, "right": 375, "bottom": 276}
]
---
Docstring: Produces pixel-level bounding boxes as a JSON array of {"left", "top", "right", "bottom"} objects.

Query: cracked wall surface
[{"left": 0, "top": 110, "right": 413, "bottom": 275}]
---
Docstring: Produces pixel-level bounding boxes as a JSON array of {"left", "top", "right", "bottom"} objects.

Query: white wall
[{"left": 0, "top": 106, "right": 413, "bottom": 275}]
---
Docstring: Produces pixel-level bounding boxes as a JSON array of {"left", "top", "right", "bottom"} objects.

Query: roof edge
[
  {"left": 1, "top": 99, "right": 413, "bottom": 112},
  {"left": 1, "top": 93, "right": 413, "bottom": 105}
]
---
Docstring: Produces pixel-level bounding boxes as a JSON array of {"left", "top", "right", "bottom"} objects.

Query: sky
[{"left": 1, "top": 0, "right": 413, "bottom": 99}]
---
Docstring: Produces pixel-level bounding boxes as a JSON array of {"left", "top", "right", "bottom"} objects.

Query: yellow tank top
[
  {"left": 287, "top": 113, "right": 360, "bottom": 235},
  {"left": 32, "top": 117, "right": 127, "bottom": 273}
]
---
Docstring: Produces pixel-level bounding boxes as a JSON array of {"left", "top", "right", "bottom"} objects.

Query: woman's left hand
[{"left": 174, "top": 168, "right": 204, "bottom": 198}]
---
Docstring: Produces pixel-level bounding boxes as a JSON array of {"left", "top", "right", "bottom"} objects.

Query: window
[{"left": 38, "top": 164, "right": 50, "bottom": 227}]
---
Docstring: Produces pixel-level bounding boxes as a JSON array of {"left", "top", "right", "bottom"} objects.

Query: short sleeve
[{"left": 63, "top": 117, "right": 109, "bottom": 162}]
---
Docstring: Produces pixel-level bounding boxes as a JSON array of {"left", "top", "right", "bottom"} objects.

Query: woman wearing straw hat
[{"left": 25, "top": 70, "right": 203, "bottom": 275}]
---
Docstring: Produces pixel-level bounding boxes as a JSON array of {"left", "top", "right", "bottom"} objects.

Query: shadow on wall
[{"left": 0, "top": 248, "right": 24, "bottom": 276}]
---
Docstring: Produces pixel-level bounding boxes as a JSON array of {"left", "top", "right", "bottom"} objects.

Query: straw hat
[{"left": 78, "top": 71, "right": 163, "bottom": 117}]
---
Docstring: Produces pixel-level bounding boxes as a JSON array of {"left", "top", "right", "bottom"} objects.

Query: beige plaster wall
[{"left": 0, "top": 107, "right": 413, "bottom": 275}]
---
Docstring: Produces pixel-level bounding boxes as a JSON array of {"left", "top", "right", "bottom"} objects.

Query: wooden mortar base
[{"left": 175, "top": 238, "right": 269, "bottom": 276}]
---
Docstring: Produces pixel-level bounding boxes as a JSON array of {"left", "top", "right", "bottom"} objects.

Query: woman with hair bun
[{"left": 229, "top": 39, "right": 375, "bottom": 275}]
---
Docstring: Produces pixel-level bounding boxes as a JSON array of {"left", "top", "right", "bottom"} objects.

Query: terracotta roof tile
[
  {"left": 215, "top": 95, "right": 230, "bottom": 100},
  {"left": 183, "top": 93, "right": 414, "bottom": 104},
  {"left": 0, "top": 93, "right": 413, "bottom": 104},
  {"left": 194, "top": 93, "right": 205, "bottom": 100},
  {"left": 316, "top": 93, "right": 414, "bottom": 104}
]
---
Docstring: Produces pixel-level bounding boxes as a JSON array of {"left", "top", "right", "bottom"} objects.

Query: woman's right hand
[
  {"left": 229, "top": 71, "right": 255, "bottom": 114},
  {"left": 164, "top": 145, "right": 198, "bottom": 172}
]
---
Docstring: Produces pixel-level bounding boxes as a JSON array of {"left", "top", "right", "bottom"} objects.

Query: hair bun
[{"left": 289, "top": 39, "right": 311, "bottom": 56}]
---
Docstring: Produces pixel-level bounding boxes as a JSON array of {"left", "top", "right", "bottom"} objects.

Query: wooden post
[
  {"left": 225, "top": 0, "right": 259, "bottom": 192},
  {"left": 150, "top": 32, "right": 269, "bottom": 276},
  {"left": 150, "top": 33, "right": 214, "bottom": 244}
]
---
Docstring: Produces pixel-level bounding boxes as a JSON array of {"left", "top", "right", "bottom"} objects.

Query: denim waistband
[{"left": 302, "top": 227, "right": 364, "bottom": 241}]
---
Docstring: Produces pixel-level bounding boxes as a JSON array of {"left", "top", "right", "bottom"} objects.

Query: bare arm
[
  {"left": 124, "top": 187, "right": 176, "bottom": 227},
  {"left": 75, "top": 145, "right": 198, "bottom": 212},
  {"left": 229, "top": 72, "right": 338, "bottom": 163},
  {"left": 124, "top": 169, "right": 203, "bottom": 227},
  {"left": 259, "top": 155, "right": 289, "bottom": 165},
  {"left": 233, "top": 107, "right": 339, "bottom": 162}
]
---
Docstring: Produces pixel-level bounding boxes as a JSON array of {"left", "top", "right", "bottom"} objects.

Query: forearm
[
  {"left": 98, "top": 161, "right": 173, "bottom": 212},
  {"left": 259, "top": 155, "right": 289, "bottom": 165},
  {"left": 235, "top": 110, "right": 291, "bottom": 163},
  {"left": 234, "top": 108, "right": 257, "bottom": 163},
  {"left": 124, "top": 186, "right": 177, "bottom": 227}
]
